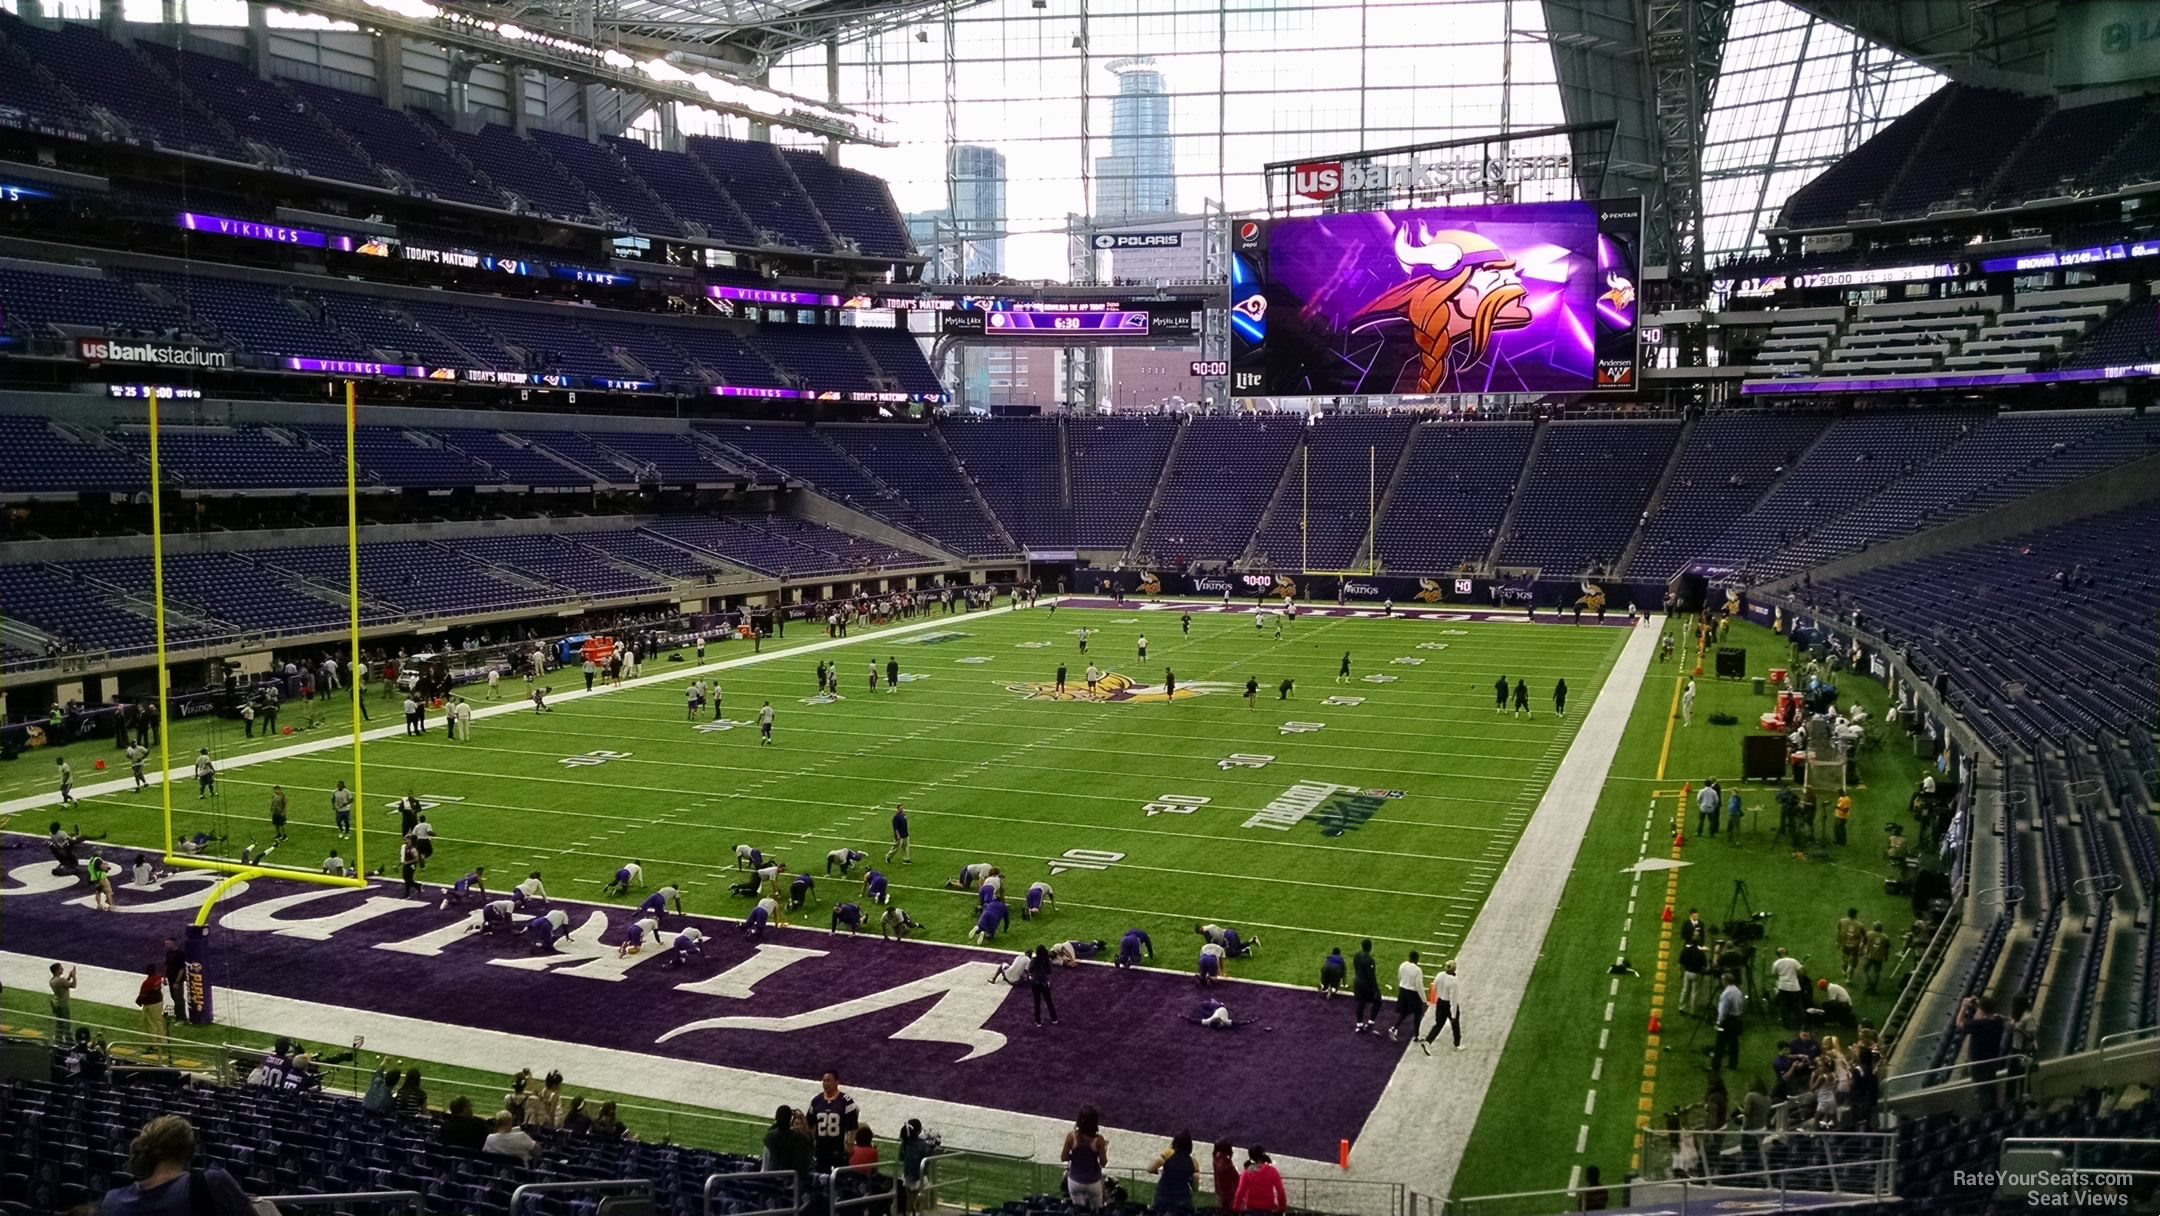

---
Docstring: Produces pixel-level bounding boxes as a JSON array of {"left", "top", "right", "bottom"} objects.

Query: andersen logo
[{"left": 77, "top": 338, "right": 232, "bottom": 369}]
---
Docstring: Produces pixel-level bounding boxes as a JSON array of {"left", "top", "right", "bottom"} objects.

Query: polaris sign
[
  {"left": 77, "top": 338, "right": 233, "bottom": 369},
  {"left": 1093, "top": 232, "right": 1183, "bottom": 250},
  {"left": 1292, "top": 154, "right": 1572, "bottom": 201}
]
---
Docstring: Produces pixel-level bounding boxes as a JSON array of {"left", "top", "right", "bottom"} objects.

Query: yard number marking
[
  {"left": 1143, "top": 794, "right": 1212, "bottom": 817},
  {"left": 560, "top": 750, "right": 631, "bottom": 768},
  {"left": 1217, "top": 753, "right": 1276, "bottom": 770},
  {"left": 1049, "top": 848, "right": 1126, "bottom": 875}
]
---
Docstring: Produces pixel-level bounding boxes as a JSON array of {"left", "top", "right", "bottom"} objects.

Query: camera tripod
[{"left": 1725, "top": 878, "right": 1755, "bottom": 928}]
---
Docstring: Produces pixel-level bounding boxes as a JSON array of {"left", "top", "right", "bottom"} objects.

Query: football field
[{"left": 135, "top": 600, "right": 1626, "bottom": 986}]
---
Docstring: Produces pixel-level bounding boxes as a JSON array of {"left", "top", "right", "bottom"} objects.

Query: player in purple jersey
[
  {"left": 527, "top": 909, "right": 572, "bottom": 952},
  {"left": 825, "top": 848, "right": 867, "bottom": 877},
  {"left": 830, "top": 902, "right": 865, "bottom": 935},
  {"left": 1023, "top": 881, "right": 1055, "bottom": 919},
  {"left": 745, "top": 897, "right": 780, "bottom": 938},
  {"left": 1197, "top": 942, "right": 1225, "bottom": 984},
  {"left": 735, "top": 844, "right": 764, "bottom": 870},
  {"left": 636, "top": 885, "right": 683, "bottom": 920},
  {"left": 788, "top": 873, "right": 816, "bottom": 910},
  {"left": 862, "top": 869, "right": 889, "bottom": 904},
  {"left": 439, "top": 867, "right": 487, "bottom": 909},
  {"left": 476, "top": 899, "right": 517, "bottom": 934},
  {"left": 1196, "top": 923, "right": 1260, "bottom": 957},
  {"left": 660, "top": 927, "right": 706, "bottom": 968},
  {"left": 1116, "top": 928, "right": 1154, "bottom": 968},
  {"left": 602, "top": 861, "right": 643, "bottom": 896},
  {"left": 970, "top": 898, "right": 1011, "bottom": 944},
  {"left": 617, "top": 915, "right": 660, "bottom": 957},
  {"left": 946, "top": 862, "right": 997, "bottom": 892}
]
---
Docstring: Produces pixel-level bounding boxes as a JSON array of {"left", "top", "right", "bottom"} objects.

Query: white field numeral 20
[{"left": 1143, "top": 794, "right": 1211, "bottom": 818}]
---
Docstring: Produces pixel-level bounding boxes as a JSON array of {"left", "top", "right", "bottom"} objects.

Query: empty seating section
[
  {"left": 942, "top": 417, "right": 1071, "bottom": 550},
  {"left": 783, "top": 150, "right": 913, "bottom": 257},
  {"left": 445, "top": 122, "right": 599, "bottom": 223},
  {"left": 133, "top": 270, "right": 361, "bottom": 359},
  {"left": 0, "top": 18, "right": 918, "bottom": 258},
  {"left": 1068, "top": 417, "right": 1179, "bottom": 551},
  {"left": 1880, "top": 88, "right": 2044, "bottom": 215},
  {"left": 286, "top": 423, "right": 501, "bottom": 488},
  {"left": 0, "top": 266, "right": 186, "bottom": 336},
  {"left": 262, "top": 540, "right": 562, "bottom": 616},
  {"left": 824, "top": 425, "right": 1011, "bottom": 556},
  {"left": 109, "top": 423, "right": 346, "bottom": 489},
  {"left": 0, "top": 563, "right": 212, "bottom": 653},
  {"left": 284, "top": 81, "right": 501, "bottom": 208},
  {"left": 643, "top": 513, "right": 934, "bottom": 576},
  {"left": 0, "top": 1077, "right": 820, "bottom": 1216},
  {"left": 1747, "top": 411, "right": 2148, "bottom": 578},
  {"left": 467, "top": 308, "right": 625, "bottom": 380},
  {"left": 702, "top": 424, "right": 931, "bottom": 539},
  {"left": 0, "top": 415, "right": 145, "bottom": 494},
  {"left": 434, "top": 428, "right": 596, "bottom": 484},
  {"left": 69, "top": 553, "right": 347, "bottom": 635},
  {"left": 315, "top": 291, "right": 478, "bottom": 368},
  {"left": 573, "top": 315, "right": 703, "bottom": 386},
  {"left": 744, "top": 328, "right": 879, "bottom": 391},
  {"left": 1139, "top": 417, "right": 1303, "bottom": 564},
  {"left": 1990, "top": 96, "right": 2155, "bottom": 203},
  {"left": 667, "top": 327, "right": 789, "bottom": 390},
  {"left": 1806, "top": 503, "right": 2159, "bottom": 760},
  {"left": 581, "top": 430, "right": 741, "bottom": 483},
  {"left": 0, "top": 253, "right": 943, "bottom": 396},
  {"left": 518, "top": 431, "right": 633, "bottom": 481},
  {"left": 1249, "top": 416, "right": 1415, "bottom": 571},
  {"left": 1779, "top": 87, "right": 1954, "bottom": 227},
  {"left": 856, "top": 330, "right": 947, "bottom": 396},
  {"left": 2062, "top": 297, "right": 2160, "bottom": 370},
  {"left": 1945, "top": 286, "right": 2129, "bottom": 373},
  {"left": 687, "top": 136, "right": 831, "bottom": 250},
  {"left": 1782, "top": 85, "right": 2159, "bottom": 223},
  {"left": 608, "top": 137, "right": 755, "bottom": 245},
  {"left": 1373, "top": 422, "right": 1535, "bottom": 574},
  {"left": 1497, "top": 420, "right": 1680, "bottom": 575},
  {"left": 0, "top": 16, "right": 242, "bottom": 159},
  {"left": 449, "top": 535, "right": 664, "bottom": 598},
  {"left": 1627, "top": 413, "right": 1829, "bottom": 579},
  {"left": 527, "top": 129, "right": 683, "bottom": 238},
  {"left": 1688, "top": 412, "right": 1979, "bottom": 575},
  {"left": 0, "top": 26, "right": 92, "bottom": 132},
  {"left": 136, "top": 44, "right": 376, "bottom": 184}
]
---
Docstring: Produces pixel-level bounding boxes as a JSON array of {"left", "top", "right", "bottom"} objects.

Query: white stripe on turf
[{"left": 1340, "top": 620, "right": 1659, "bottom": 1203}]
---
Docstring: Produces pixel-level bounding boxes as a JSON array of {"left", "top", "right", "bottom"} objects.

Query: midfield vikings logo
[
  {"left": 1355, "top": 226, "right": 1534, "bottom": 394},
  {"left": 1004, "top": 672, "right": 1233, "bottom": 703}
]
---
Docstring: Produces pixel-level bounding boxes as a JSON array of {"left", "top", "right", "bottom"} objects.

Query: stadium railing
[
  {"left": 1450, "top": 1161, "right": 1895, "bottom": 1216},
  {"left": 258, "top": 1191, "right": 425, "bottom": 1216},
  {"left": 1637, "top": 1127, "right": 1896, "bottom": 1192},
  {"left": 701, "top": 1170, "right": 799, "bottom": 1216},
  {"left": 1879, "top": 1056, "right": 2033, "bottom": 1118},
  {"left": 1996, "top": 1136, "right": 2160, "bottom": 1199},
  {"left": 509, "top": 1177, "right": 653, "bottom": 1216}
]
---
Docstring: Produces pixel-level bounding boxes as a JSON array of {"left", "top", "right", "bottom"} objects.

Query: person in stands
[
  {"left": 1062, "top": 1107, "right": 1109, "bottom": 1209},
  {"left": 99, "top": 1115, "right": 254, "bottom": 1216},
  {"left": 1232, "top": 1147, "right": 1286, "bottom": 1213}
]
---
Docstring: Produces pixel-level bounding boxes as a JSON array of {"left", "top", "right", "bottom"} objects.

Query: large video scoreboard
[{"left": 1229, "top": 197, "right": 1643, "bottom": 396}]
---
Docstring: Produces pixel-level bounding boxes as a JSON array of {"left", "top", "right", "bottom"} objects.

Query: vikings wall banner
[{"left": 1229, "top": 197, "right": 1643, "bottom": 396}]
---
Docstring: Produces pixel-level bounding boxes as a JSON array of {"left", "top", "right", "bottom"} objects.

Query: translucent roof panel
[{"left": 1700, "top": 0, "right": 1942, "bottom": 259}]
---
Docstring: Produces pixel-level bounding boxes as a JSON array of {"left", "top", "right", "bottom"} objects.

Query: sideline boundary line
[{"left": 1341, "top": 621, "right": 1661, "bottom": 1201}]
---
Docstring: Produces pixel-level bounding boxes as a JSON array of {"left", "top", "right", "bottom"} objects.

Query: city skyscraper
[
  {"left": 907, "top": 144, "right": 1009, "bottom": 282},
  {"left": 1092, "top": 57, "right": 1174, "bottom": 220}
]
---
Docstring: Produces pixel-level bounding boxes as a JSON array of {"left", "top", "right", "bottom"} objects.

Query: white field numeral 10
[
  {"left": 1049, "top": 848, "right": 1126, "bottom": 875},
  {"left": 1143, "top": 794, "right": 1212, "bottom": 818}
]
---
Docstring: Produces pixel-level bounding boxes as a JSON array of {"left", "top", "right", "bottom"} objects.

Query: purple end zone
[
  {"left": 1055, "top": 598, "right": 1638, "bottom": 625},
  {"left": 2, "top": 869, "right": 1397, "bottom": 1160}
]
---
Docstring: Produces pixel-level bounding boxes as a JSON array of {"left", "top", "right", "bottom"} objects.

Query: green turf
[
  {"left": 1451, "top": 619, "right": 1936, "bottom": 1201},
  {"left": 35, "top": 605, "right": 1625, "bottom": 987}
]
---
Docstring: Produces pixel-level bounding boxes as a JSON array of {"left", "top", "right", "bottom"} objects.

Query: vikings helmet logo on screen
[
  {"left": 1353, "top": 226, "right": 1535, "bottom": 395},
  {"left": 1412, "top": 578, "right": 1446, "bottom": 603},
  {"left": 1138, "top": 571, "right": 1163, "bottom": 595}
]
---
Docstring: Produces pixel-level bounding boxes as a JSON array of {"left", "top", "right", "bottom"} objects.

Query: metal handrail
[
  {"left": 508, "top": 1178, "right": 653, "bottom": 1216},
  {"left": 827, "top": 1169, "right": 900, "bottom": 1216},
  {"left": 700, "top": 1169, "right": 800, "bottom": 1216},
  {"left": 2098, "top": 1025, "right": 2159, "bottom": 1050},
  {"left": 1880, "top": 1052, "right": 2033, "bottom": 1096},
  {"left": 2000, "top": 1137, "right": 2160, "bottom": 1181},
  {"left": 257, "top": 1191, "right": 424, "bottom": 1215}
]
